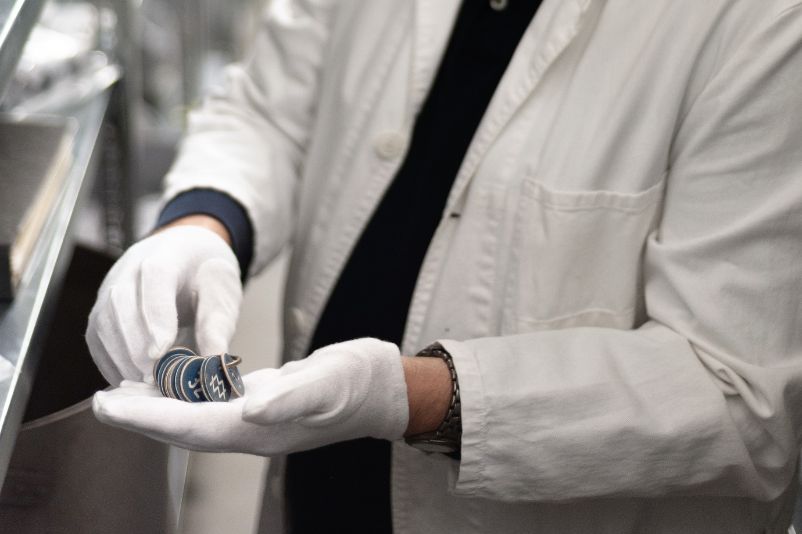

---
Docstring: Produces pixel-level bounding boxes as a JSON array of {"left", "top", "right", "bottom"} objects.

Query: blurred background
[{"left": 0, "top": 0, "right": 280, "bottom": 532}]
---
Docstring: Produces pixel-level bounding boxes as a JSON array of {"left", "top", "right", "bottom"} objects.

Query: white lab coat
[{"left": 163, "top": 0, "right": 802, "bottom": 532}]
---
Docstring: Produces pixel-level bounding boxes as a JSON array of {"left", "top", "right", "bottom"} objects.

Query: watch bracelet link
[{"left": 404, "top": 343, "right": 462, "bottom": 455}]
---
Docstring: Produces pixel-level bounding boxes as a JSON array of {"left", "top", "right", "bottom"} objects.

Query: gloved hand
[
  {"left": 86, "top": 225, "right": 242, "bottom": 386},
  {"left": 92, "top": 338, "right": 410, "bottom": 455}
]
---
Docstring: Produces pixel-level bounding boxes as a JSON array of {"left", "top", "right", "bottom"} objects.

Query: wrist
[
  {"left": 402, "top": 355, "right": 452, "bottom": 436},
  {"left": 157, "top": 214, "right": 232, "bottom": 247}
]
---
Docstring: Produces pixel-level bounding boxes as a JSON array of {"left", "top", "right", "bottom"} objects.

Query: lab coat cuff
[{"left": 439, "top": 338, "right": 490, "bottom": 496}]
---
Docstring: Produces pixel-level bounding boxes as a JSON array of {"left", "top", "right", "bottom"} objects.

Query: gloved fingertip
[
  {"left": 92, "top": 392, "right": 110, "bottom": 420},
  {"left": 136, "top": 381, "right": 159, "bottom": 391},
  {"left": 241, "top": 397, "right": 273, "bottom": 425},
  {"left": 146, "top": 344, "right": 168, "bottom": 365},
  {"left": 241, "top": 399, "right": 260, "bottom": 422}
]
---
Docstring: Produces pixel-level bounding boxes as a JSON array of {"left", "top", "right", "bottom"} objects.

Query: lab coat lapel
[
  {"left": 410, "top": 0, "right": 462, "bottom": 116},
  {"left": 443, "top": 0, "right": 601, "bottom": 215}
]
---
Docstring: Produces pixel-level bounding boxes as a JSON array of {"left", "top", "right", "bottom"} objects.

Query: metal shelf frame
[{"left": 0, "top": 89, "right": 113, "bottom": 485}]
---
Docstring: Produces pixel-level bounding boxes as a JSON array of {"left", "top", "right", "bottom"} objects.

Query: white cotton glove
[
  {"left": 92, "top": 338, "right": 410, "bottom": 455},
  {"left": 86, "top": 225, "right": 242, "bottom": 386}
]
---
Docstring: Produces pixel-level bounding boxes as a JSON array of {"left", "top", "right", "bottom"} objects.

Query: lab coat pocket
[{"left": 503, "top": 174, "right": 665, "bottom": 333}]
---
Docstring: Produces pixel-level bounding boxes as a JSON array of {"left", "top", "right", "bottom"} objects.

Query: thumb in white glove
[
  {"left": 92, "top": 338, "right": 410, "bottom": 456},
  {"left": 242, "top": 338, "right": 409, "bottom": 441},
  {"left": 86, "top": 225, "right": 242, "bottom": 386}
]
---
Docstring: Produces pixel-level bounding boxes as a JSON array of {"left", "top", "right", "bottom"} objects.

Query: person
[{"left": 87, "top": 1, "right": 802, "bottom": 533}]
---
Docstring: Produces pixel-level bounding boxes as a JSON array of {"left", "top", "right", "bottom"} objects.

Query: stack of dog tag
[{"left": 153, "top": 347, "right": 245, "bottom": 402}]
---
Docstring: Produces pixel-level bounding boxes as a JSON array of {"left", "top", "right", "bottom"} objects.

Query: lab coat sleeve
[
  {"left": 162, "top": 0, "right": 337, "bottom": 276},
  {"left": 441, "top": 5, "right": 802, "bottom": 503}
]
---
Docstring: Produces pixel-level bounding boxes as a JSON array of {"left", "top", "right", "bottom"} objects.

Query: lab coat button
[{"left": 374, "top": 131, "right": 408, "bottom": 160}]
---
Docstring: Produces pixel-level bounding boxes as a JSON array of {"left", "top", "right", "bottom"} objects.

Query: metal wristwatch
[{"left": 404, "top": 343, "right": 462, "bottom": 454}]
